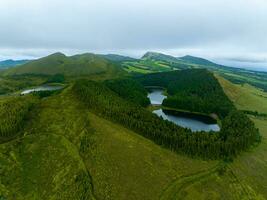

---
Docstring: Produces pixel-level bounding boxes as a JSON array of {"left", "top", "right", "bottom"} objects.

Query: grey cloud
[{"left": 0, "top": 0, "right": 267, "bottom": 69}]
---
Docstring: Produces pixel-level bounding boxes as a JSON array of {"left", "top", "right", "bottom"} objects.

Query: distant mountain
[
  {"left": 4, "top": 52, "right": 123, "bottom": 76},
  {"left": 100, "top": 54, "right": 137, "bottom": 62},
  {"left": 141, "top": 52, "right": 180, "bottom": 63},
  {"left": 179, "top": 55, "right": 219, "bottom": 67},
  {"left": 0, "top": 59, "right": 31, "bottom": 69},
  {"left": 141, "top": 52, "right": 220, "bottom": 68}
]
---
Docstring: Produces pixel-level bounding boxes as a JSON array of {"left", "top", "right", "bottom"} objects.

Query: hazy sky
[{"left": 0, "top": 0, "right": 267, "bottom": 70}]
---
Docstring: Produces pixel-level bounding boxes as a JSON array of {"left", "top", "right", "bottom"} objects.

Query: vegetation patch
[
  {"left": 73, "top": 79, "right": 259, "bottom": 159},
  {"left": 0, "top": 96, "right": 37, "bottom": 142},
  {"left": 105, "top": 78, "right": 150, "bottom": 107},
  {"left": 137, "top": 69, "right": 234, "bottom": 118}
]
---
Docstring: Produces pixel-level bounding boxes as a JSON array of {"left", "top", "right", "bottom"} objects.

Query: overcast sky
[{"left": 0, "top": 0, "right": 267, "bottom": 70}]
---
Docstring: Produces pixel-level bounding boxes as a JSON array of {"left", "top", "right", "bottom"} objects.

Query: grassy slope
[
  {"left": 219, "top": 75, "right": 267, "bottom": 198},
  {"left": 86, "top": 112, "right": 217, "bottom": 200},
  {"left": 1, "top": 74, "right": 267, "bottom": 199},
  {"left": 174, "top": 76, "right": 267, "bottom": 200},
  {"left": 0, "top": 88, "right": 95, "bottom": 200},
  {"left": 0, "top": 86, "right": 218, "bottom": 200},
  {"left": 82, "top": 75, "right": 267, "bottom": 200},
  {"left": 3, "top": 53, "right": 122, "bottom": 77},
  {"left": 217, "top": 75, "right": 267, "bottom": 113},
  {"left": 123, "top": 53, "right": 267, "bottom": 92},
  {"left": 123, "top": 60, "right": 173, "bottom": 74}
]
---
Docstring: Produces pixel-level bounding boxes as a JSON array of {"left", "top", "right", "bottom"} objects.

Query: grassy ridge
[
  {"left": 0, "top": 134, "right": 94, "bottom": 200},
  {"left": 217, "top": 75, "right": 267, "bottom": 114},
  {"left": 0, "top": 68, "right": 266, "bottom": 199},
  {"left": 0, "top": 85, "right": 217, "bottom": 200},
  {"left": 0, "top": 96, "right": 37, "bottom": 142},
  {"left": 0, "top": 88, "right": 95, "bottom": 200},
  {"left": 3, "top": 52, "right": 122, "bottom": 77},
  {"left": 85, "top": 112, "right": 217, "bottom": 200}
]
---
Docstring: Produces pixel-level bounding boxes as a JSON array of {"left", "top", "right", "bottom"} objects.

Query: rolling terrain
[
  {"left": 3, "top": 53, "right": 123, "bottom": 77},
  {"left": 123, "top": 52, "right": 267, "bottom": 92},
  {"left": 0, "top": 52, "right": 266, "bottom": 200},
  {"left": 177, "top": 76, "right": 267, "bottom": 200},
  {"left": 0, "top": 59, "right": 31, "bottom": 69},
  {"left": 0, "top": 85, "right": 217, "bottom": 200},
  {"left": 0, "top": 53, "right": 125, "bottom": 95}
]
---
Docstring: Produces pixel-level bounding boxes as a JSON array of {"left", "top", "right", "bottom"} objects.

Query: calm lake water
[
  {"left": 147, "top": 88, "right": 167, "bottom": 105},
  {"left": 21, "top": 85, "right": 63, "bottom": 95},
  {"left": 147, "top": 89, "right": 220, "bottom": 132}
]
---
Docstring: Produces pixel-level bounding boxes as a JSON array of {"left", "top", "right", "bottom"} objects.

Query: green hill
[
  {"left": 0, "top": 68, "right": 266, "bottom": 199},
  {"left": 3, "top": 52, "right": 122, "bottom": 77},
  {"left": 141, "top": 53, "right": 218, "bottom": 68},
  {"left": 179, "top": 55, "right": 219, "bottom": 67},
  {"left": 0, "top": 51, "right": 267, "bottom": 199},
  {"left": 142, "top": 52, "right": 181, "bottom": 63},
  {"left": 0, "top": 59, "right": 31, "bottom": 69},
  {"left": 123, "top": 52, "right": 267, "bottom": 92},
  {"left": 122, "top": 52, "right": 191, "bottom": 73},
  {"left": 100, "top": 54, "right": 137, "bottom": 62},
  {"left": 123, "top": 52, "right": 224, "bottom": 74}
]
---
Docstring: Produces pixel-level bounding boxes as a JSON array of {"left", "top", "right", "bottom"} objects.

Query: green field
[
  {"left": 123, "top": 60, "right": 174, "bottom": 74},
  {"left": 217, "top": 75, "right": 267, "bottom": 113},
  {"left": 0, "top": 62, "right": 267, "bottom": 199},
  {"left": 0, "top": 86, "right": 219, "bottom": 199},
  {"left": 122, "top": 52, "right": 267, "bottom": 93},
  {"left": 3, "top": 53, "right": 124, "bottom": 78},
  {"left": 157, "top": 76, "right": 267, "bottom": 199}
]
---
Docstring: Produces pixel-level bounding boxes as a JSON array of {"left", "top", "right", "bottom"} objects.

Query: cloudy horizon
[{"left": 1, "top": 0, "right": 267, "bottom": 71}]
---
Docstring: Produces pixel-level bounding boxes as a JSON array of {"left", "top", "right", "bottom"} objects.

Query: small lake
[
  {"left": 153, "top": 109, "right": 220, "bottom": 132},
  {"left": 147, "top": 89, "right": 220, "bottom": 132},
  {"left": 147, "top": 88, "right": 167, "bottom": 105},
  {"left": 21, "top": 85, "right": 63, "bottom": 95}
]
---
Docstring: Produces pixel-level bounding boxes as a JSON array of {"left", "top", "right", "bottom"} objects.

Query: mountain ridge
[
  {"left": 0, "top": 59, "right": 31, "bottom": 69},
  {"left": 3, "top": 52, "right": 122, "bottom": 76},
  {"left": 178, "top": 55, "right": 219, "bottom": 66}
]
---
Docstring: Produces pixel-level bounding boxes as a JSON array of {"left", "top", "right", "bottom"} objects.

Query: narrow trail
[
  {"left": 159, "top": 161, "right": 259, "bottom": 200},
  {"left": 159, "top": 162, "right": 224, "bottom": 200}
]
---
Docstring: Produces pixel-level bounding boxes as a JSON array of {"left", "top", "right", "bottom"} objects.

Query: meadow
[{"left": 0, "top": 53, "right": 267, "bottom": 199}]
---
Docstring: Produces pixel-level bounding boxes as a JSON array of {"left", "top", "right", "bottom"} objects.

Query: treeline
[
  {"left": 45, "top": 74, "right": 65, "bottom": 84},
  {"left": 136, "top": 69, "right": 234, "bottom": 118},
  {"left": 73, "top": 80, "right": 260, "bottom": 159},
  {"left": 242, "top": 110, "right": 267, "bottom": 118},
  {"left": 0, "top": 96, "right": 36, "bottom": 139},
  {"left": 136, "top": 70, "right": 183, "bottom": 87},
  {"left": 32, "top": 89, "right": 62, "bottom": 98},
  {"left": 105, "top": 78, "right": 150, "bottom": 107}
]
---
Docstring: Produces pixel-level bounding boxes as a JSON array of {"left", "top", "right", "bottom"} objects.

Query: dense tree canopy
[
  {"left": 0, "top": 96, "right": 36, "bottom": 139},
  {"left": 136, "top": 69, "right": 234, "bottom": 118},
  {"left": 73, "top": 79, "right": 260, "bottom": 159},
  {"left": 105, "top": 78, "right": 150, "bottom": 107},
  {"left": 45, "top": 74, "right": 65, "bottom": 83}
]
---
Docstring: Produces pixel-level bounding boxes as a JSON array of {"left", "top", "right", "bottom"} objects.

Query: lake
[
  {"left": 147, "top": 89, "right": 220, "bottom": 132},
  {"left": 147, "top": 88, "right": 167, "bottom": 105},
  {"left": 21, "top": 85, "right": 63, "bottom": 95}
]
